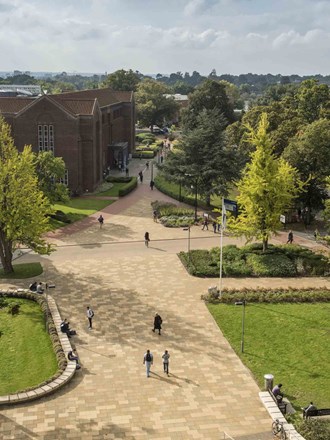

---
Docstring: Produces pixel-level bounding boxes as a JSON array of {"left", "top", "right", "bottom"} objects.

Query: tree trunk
[
  {"left": 262, "top": 237, "right": 268, "bottom": 252},
  {"left": 0, "top": 231, "right": 14, "bottom": 274}
]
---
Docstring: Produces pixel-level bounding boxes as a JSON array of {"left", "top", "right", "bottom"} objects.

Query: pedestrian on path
[
  {"left": 98, "top": 214, "right": 104, "bottom": 229},
  {"left": 153, "top": 210, "right": 158, "bottom": 222},
  {"left": 202, "top": 218, "right": 209, "bottom": 230},
  {"left": 144, "top": 231, "right": 150, "bottom": 247},
  {"left": 125, "top": 167, "right": 129, "bottom": 177},
  {"left": 143, "top": 349, "right": 153, "bottom": 377},
  {"left": 286, "top": 230, "right": 293, "bottom": 244},
  {"left": 152, "top": 312, "right": 162, "bottom": 335},
  {"left": 86, "top": 306, "right": 94, "bottom": 329},
  {"left": 139, "top": 171, "right": 143, "bottom": 183},
  {"left": 150, "top": 180, "right": 155, "bottom": 190},
  {"left": 146, "top": 161, "right": 149, "bottom": 169},
  {"left": 212, "top": 221, "right": 217, "bottom": 233},
  {"left": 162, "top": 350, "right": 170, "bottom": 375}
]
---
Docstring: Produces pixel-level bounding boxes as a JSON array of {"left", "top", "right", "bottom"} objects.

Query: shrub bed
[
  {"left": 106, "top": 176, "right": 131, "bottom": 183},
  {"left": 151, "top": 201, "right": 196, "bottom": 227},
  {"left": 179, "top": 243, "right": 330, "bottom": 277},
  {"left": 136, "top": 133, "right": 156, "bottom": 142}
]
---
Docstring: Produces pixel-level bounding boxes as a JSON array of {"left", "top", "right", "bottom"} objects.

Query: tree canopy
[
  {"left": 230, "top": 114, "right": 303, "bottom": 251},
  {"left": 102, "top": 69, "right": 141, "bottom": 91},
  {"left": 0, "top": 117, "right": 53, "bottom": 274},
  {"left": 160, "top": 109, "right": 241, "bottom": 205},
  {"left": 135, "top": 79, "right": 179, "bottom": 129}
]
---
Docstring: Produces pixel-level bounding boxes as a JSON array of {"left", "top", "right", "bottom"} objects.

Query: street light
[
  {"left": 235, "top": 300, "right": 246, "bottom": 353},
  {"left": 183, "top": 225, "right": 191, "bottom": 262},
  {"left": 185, "top": 173, "right": 198, "bottom": 223}
]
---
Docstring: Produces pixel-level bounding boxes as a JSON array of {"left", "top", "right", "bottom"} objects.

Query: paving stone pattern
[{"left": 1, "top": 162, "right": 327, "bottom": 439}]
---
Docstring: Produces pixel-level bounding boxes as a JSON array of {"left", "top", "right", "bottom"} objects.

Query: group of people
[
  {"left": 29, "top": 281, "right": 45, "bottom": 293},
  {"left": 142, "top": 313, "right": 170, "bottom": 377},
  {"left": 202, "top": 217, "right": 221, "bottom": 233}
]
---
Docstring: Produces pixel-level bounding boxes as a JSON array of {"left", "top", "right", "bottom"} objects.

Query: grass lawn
[
  {"left": 0, "top": 298, "right": 58, "bottom": 394},
  {"left": 0, "top": 263, "right": 43, "bottom": 279},
  {"left": 49, "top": 197, "right": 114, "bottom": 229},
  {"left": 94, "top": 182, "right": 129, "bottom": 197},
  {"left": 207, "top": 302, "right": 330, "bottom": 409}
]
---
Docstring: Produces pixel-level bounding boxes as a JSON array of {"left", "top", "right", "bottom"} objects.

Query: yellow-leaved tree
[
  {"left": 0, "top": 117, "right": 53, "bottom": 274},
  {"left": 230, "top": 113, "right": 303, "bottom": 251}
]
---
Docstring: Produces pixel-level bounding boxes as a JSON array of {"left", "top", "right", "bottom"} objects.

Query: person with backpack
[
  {"left": 143, "top": 349, "right": 153, "bottom": 377},
  {"left": 86, "top": 306, "right": 94, "bottom": 329},
  {"left": 152, "top": 312, "right": 162, "bottom": 335}
]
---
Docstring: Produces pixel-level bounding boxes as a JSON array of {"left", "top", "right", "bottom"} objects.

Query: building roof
[
  {"left": 52, "top": 88, "right": 133, "bottom": 107},
  {"left": 0, "top": 97, "right": 35, "bottom": 114},
  {"left": 51, "top": 97, "right": 96, "bottom": 115}
]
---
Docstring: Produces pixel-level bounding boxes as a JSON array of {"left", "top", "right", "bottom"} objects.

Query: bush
[
  {"left": 136, "top": 133, "right": 156, "bottom": 142},
  {"left": 49, "top": 210, "right": 71, "bottom": 224},
  {"left": 246, "top": 253, "right": 297, "bottom": 277},
  {"left": 160, "top": 215, "right": 195, "bottom": 228},
  {"left": 295, "top": 418, "right": 330, "bottom": 440},
  {"left": 152, "top": 200, "right": 194, "bottom": 217},
  {"left": 118, "top": 177, "right": 137, "bottom": 196},
  {"left": 7, "top": 302, "right": 20, "bottom": 315}
]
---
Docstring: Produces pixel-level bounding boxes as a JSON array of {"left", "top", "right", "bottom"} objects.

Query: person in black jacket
[{"left": 152, "top": 313, "right": 162, "bottom": 335}]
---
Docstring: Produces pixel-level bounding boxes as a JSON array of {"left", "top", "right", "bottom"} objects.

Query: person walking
[
  {"left": 212, "top": 221, "right": 217, "bottom": 233},
  {"left": 162, "top": 350, "right": 170, "bottom": 376},
  {"left": 152, "top": 312, "right": 162, "bottom": 335},
  {"left": 146, "top": 161, "right": 149, "bottom": 169},
  {"left": 144, "top": 231, "right": 150, "bottom": 247},
  {"left": 150, "top": 180, "right": 155, "bottom": 190},
  {"left": 139, "top": 171, "right": 143, "bottom": 183},
  {"left": 125, "top": 167, "right": 129, "bottom": 177},
  {"left": 98, "top": 214, "right": 104, "bottom": 229},
  {"left": 153, "top": 210, "right": 158, "bottom": 222},
  {"left": 286, "top": 230, "right": 293, "bottom": 244},
  {"left": 86, "top": 306, "right": 94, "bottom": 330},
  {"left": 202, "top": 218, "right": 209, "bottom": 230},
  {"left": 143, "top": 349, "right": 153, "bottom": 378}
]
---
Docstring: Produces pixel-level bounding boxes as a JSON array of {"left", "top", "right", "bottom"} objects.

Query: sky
[{"left": 1, "top": 0, "right": 330, "bottom": 76}]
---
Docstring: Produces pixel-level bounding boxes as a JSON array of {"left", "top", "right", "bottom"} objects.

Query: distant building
[
  {"left": 164, "top": 94, "right": 189, "bottom": 124},
  {"left": 0, "top": 88, "right": 135, "bottom": 194},
  {"left": 0, "top": 84, "right": 41, "bottom": 96}
]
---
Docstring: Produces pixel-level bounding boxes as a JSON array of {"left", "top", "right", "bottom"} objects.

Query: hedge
[
  {"left": 201, "top": 287, "right": 330, "bottom": 304},
  {"left": 106, "top": 176, "right": 131, "bottom": 183},
  {"left": 118, "top": 177, "right": 137, "bottom": 196},
  {"left": 132, "top": 151, "right": 155, "bottom": 158}
]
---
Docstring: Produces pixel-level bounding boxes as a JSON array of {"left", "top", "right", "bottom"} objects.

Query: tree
[
  {"left": 283, "top": 118, "right": 330, "bottom": 212},
  {"left": 181, "top": 79, "right": 235, "bottom": 131},
  {"left": 296, "top": 79, "right": 330, "bottom": 123},
  {"left": 0, "top": 117, "right": 53, "bottom": 274},
  {"left": 102, "top": 69, "right": 141, "bottom": 91},
  {"left": 160, "top": 109, "right": 241, "bottom": 205},
  {"left": 34, "top": 151, "right": 69, "bottom": 203},
  {"left": 135, "top": 79, "right": 179, "bottom": 129},
  {"left": 230, "top": 114, "right": 302, "bottom": 251}
]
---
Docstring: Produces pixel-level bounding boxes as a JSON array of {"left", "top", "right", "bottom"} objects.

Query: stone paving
[{"left": 1, "top": 163, "right": 329, "bottom": 439}]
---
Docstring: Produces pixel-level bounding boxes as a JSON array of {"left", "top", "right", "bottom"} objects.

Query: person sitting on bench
[
  {"left": 68, "top": 350, "right": 81, "bottom": 369},
  {"left": 36, "top": 282, "right": 44, "bottom": 293},
  {"left": 60, "top": 319, "right": 74, "bottom": 338},
  {"left": 29, "top": 281, "right": 37, "bottom": 292},
  {"left": 303, "top": 402, "right": 317, "bottom": 418},
  {"left": 272, "top": 383, "right": 284, "bottom": 403}
]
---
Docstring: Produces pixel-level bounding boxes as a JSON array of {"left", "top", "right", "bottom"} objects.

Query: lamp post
[
  {"left": 185, "top": 173, "right": 198, "bottom": 223},
  {"left": 183, "top": 226, "right": 191, "bottom": 262},
  {"left": 235, "top": 300, "right": 246, "bottom": 353}
]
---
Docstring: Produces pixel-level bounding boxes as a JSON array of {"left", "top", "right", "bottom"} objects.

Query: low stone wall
[{"left": 0, "top": 290, "right": 76, "bottom": 405}]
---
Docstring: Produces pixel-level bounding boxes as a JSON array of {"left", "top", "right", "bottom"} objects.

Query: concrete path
[{"left": 1, "top": 163, "right": 329, "bottom": 439}]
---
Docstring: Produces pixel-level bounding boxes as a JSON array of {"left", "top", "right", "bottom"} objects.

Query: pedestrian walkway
[{"left": 2, "top": 167, "right": 327, "bottom": 439}]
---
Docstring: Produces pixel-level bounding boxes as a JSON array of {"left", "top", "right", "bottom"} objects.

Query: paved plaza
[{"left": 1, "top": 163, "right": 329, "bottom": 439}]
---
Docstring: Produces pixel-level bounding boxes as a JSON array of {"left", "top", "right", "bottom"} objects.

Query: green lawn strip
[
  {"left": 207, "top": 302, "right": 330, "bottom": 409},
  {"left": 0, "top": 298, "right": 58, "bottom": 394},
  {"left": 48, "top": 198, "right": 114, "bottom": 230},
  {"left": 0, "top": 263, "right": 43, "bottom": 279},
  {"left": 94, "top": 182, "right": 128, "bottom": 197}
]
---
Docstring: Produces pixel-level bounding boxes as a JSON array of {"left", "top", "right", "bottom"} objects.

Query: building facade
[{"left": 0, "top": 88, "right": 135, "bottom": 194}]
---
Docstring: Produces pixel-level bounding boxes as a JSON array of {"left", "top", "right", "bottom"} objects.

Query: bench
[
  {"left": 302, "top": 408, "right": 330, "bottom": 419},
  {"left": 268, "top": 388, "right": 287, "bottom": 414}
]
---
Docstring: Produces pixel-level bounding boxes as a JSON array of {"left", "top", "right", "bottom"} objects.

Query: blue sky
[{"left": 1, "top": 0, "right": 330, "bottom": 75}]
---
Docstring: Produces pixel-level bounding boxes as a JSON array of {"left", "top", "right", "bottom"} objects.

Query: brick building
[{"left": 0, "top": 88, "right": 135, "bottom": 194}]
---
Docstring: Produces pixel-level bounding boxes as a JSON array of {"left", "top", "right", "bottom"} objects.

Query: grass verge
[
  {"left": 207, "top": 302, "right": 330, "bottom": 409},
  {"left": 0, "top": 297, "right": 58, "bottom": 394},
  {"left": 0, "top": 263, "right": 43, "bottom": 279}
]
